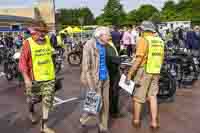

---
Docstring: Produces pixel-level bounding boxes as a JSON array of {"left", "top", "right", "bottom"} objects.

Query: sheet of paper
[{"left": 118, "top": 74, "right": 135, "bottom": 95}]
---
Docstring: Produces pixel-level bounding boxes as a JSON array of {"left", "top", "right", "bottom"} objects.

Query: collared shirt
[
  {"left": 122, "top": 31, "right": 134, "bottom": 45},
  {"left": 96, "top": 41, "right": 108, "bottom": 81},
  {"left": 136, "top": 32, "right": 155, "bottom": 66},
  {"left": 131, "top": 29, "right": 139, "bottom": 45}
]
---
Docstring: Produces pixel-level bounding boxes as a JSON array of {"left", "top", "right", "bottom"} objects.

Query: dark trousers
[
  {"left": 132, "top": 45, "right": 136, "bottom": 53},
  {"left": 116, "top": 45, "right": 120, "bottom": 54},
  {"left": 109, "top": 73, "right": 120, "bottom": 115},
  {"left": 113, "top": 42, "right": 120, "bottom": 54},
  {"left": 127, "top": 45, "right": 133, "bottom": 57}
]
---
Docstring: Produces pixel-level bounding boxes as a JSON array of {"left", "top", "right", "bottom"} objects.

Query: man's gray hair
[{"left": 93, "top": 26, "right": 111, "bottom": 38}]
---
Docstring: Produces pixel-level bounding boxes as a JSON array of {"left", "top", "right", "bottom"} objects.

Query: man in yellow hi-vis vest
[
  {"left": 127, "top": 21, "right": 164, "bottom": 130},
  {"left": 19, "top": 21, "right": 56, "bottom": 133},
  {"left": 57, "top": 33, "right": 66, "bottom": 49}
]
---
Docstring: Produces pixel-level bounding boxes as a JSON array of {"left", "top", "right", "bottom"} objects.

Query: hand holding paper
[{"left": 119, "top": 74, "right": 135, "bottom": 95}]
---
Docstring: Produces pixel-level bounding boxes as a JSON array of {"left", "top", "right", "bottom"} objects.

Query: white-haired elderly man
[{"left": 80, "top": 26, "right": 111, "bottom": 133}]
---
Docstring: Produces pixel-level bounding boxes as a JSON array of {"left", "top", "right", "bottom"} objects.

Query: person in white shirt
[
  {"left": 131, "top": 25, "right": 139, "bottom": 53},
  {"left": 122, "top": 26, "right": 135, "bottom": 57}
]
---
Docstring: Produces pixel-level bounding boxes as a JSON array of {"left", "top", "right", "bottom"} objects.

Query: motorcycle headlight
[{"left": 189, "top": 66, "right": 194, "bottom": 70}]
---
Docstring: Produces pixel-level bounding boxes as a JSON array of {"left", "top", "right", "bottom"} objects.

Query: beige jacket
[{"left": 81, "top": 38, "right": 101, "bottom": 89}]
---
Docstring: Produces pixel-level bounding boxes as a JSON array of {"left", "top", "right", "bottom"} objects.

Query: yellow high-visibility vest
[
  {"left": 57, "top": 35, "right": 65, "bottom": 48},
  {"left": 145, "top": 36, "right": 164, "bottom": 74},
  {"left": 28, "top": 37, "right": 55, "bottom": 81}
]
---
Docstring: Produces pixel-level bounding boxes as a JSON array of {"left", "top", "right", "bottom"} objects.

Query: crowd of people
[
  {"left": 0, "top": 29, "right": 32, "bottom": 49},
  {"left": 110, "top": 25, "right": 139, "bottom": 56},
  {"left": 0, "top": 19, "right": 199, "bottom": 133},
  {"left": 81, "top": 21, "right": 165, "bottom": 133},
  {"left": 109, "top": 24, "right": 200, "bottom": 57},
  {"left": 0, "top": 29, "right": 67, "bottom": 52},
  {"left": 80, "top": 23, "right": 200, "bottom": 133}
]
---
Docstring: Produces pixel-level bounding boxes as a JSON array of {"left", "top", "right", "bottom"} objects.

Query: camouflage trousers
[{"left": 26, "top": 80, "right": 55, "bottom": 110}]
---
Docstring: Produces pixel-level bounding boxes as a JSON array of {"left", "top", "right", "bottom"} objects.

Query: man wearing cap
[
  {"left": 127, "top": 21, "right": 164, "bottom": 130},
  {"left": 19, "top": 21, "right": 56, "bottom": 133}
]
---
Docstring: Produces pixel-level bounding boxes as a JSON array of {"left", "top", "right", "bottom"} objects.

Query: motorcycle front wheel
[
  {"left": 3, "top": 63, "right": 13, "bottom": 81},
  {"left": 158, "top": 71, "right": 177, "bottom": 100},
  {"left": 55, "top": 63, "right": 62, "bottom": 74},
  {"left": 67, "top": 52, "right": 82, "bottom": 66}
]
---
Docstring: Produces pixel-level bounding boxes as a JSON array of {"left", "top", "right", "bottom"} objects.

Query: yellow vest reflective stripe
[
  {"left": 57, "top": 35, "right": 65, "bottom": 48},
  {"left": 28, "top": 37, "right": 55, "bottom": 81},
  {"left": 145, "top": 36, "right": 164, "bottom": 74},
  {"left": 57, "top": 36, "right": 62, "bottom": 45}
]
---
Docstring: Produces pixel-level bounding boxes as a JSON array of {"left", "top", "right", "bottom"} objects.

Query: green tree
[
  {"left": 191, "top": 0, "right": 200, "bottom": 24},
  {"left": 56, "top": 7, "right": 95, "bottom": 26},
  {"left": 97, "top": 0, "right": 126, "bottom": 25},
  {"left": 95, "top": 15, "right": 108, "bottom": 25},
  {"left": 125, "top": 10, "right": 137, "bottom": 25},
  {"left": 162, "top": 0, "right": 176, "bottom": 11},
  {"left": 149, "top": 12, "right": 161, "bottom": 24},
  {"left": 124, "top": 4, "right": 158, "bottom": 25},
  {"left": 160, "top": 0, "right": 192, "bottom": 21},
  {"left": 79, "top": 8, "right": 95, "bottom": 25},
  {"left": 175, "top": 0, "right": 192, "bottom": 20},
  {"left": 160, "top": 1, "right": 177, "bottom": 21},
  {"left": 135, "top": 4, "right": 159, "bottom": 23}
]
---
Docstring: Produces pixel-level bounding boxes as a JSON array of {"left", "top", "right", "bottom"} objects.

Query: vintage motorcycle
[
  {"left": 53, "top": 46, "right": 66, "bottom": 74},
  {"left": 119, "top": 55, "right": 176, "bottom": 100},
  {"left": 3, "top": 48, "right": 20, "bottom": 81},
  {"left": 67, "top": 41, "right": 84, "bottom": 66}
]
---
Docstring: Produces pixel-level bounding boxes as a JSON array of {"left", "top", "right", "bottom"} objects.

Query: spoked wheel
[
  {"left": 67, "top": 52, "right": 81, "bottom": 66},
  {"left": 6, "top": 72, "right": 13, "bottom": 81},
  {"left": 4, "top": 63, "right": 13, "bottom": 81},
  {"left": 66, "top": 45, "right": 72, "bottom": 53},
  {"left": 180, "top": 63, "right": 197, "bottom": 85},
  {"left": 158, "top": 71, "right": 176, "bottom": 100},
  {"left": 0, "top": 55, "right": 2, "bottom": 64},
  {"left": 55, "top": 63, "right": 62, "bottom": 74}
]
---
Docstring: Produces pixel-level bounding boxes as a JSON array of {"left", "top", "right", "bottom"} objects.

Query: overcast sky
[{"left": 0, "top": 0, "right": 178, "bottom": 16}]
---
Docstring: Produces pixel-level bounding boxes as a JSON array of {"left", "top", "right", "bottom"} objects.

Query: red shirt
[{"left": 18, "top": 40, "right": 33, "bottom": 80}]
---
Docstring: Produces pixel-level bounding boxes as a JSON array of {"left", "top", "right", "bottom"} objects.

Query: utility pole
[
  {"left": 79, "top": 0, "right": 87, "bottom": 43},
  {"left": 52, "top": 0, "right": 56, "bottom": 32}
]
